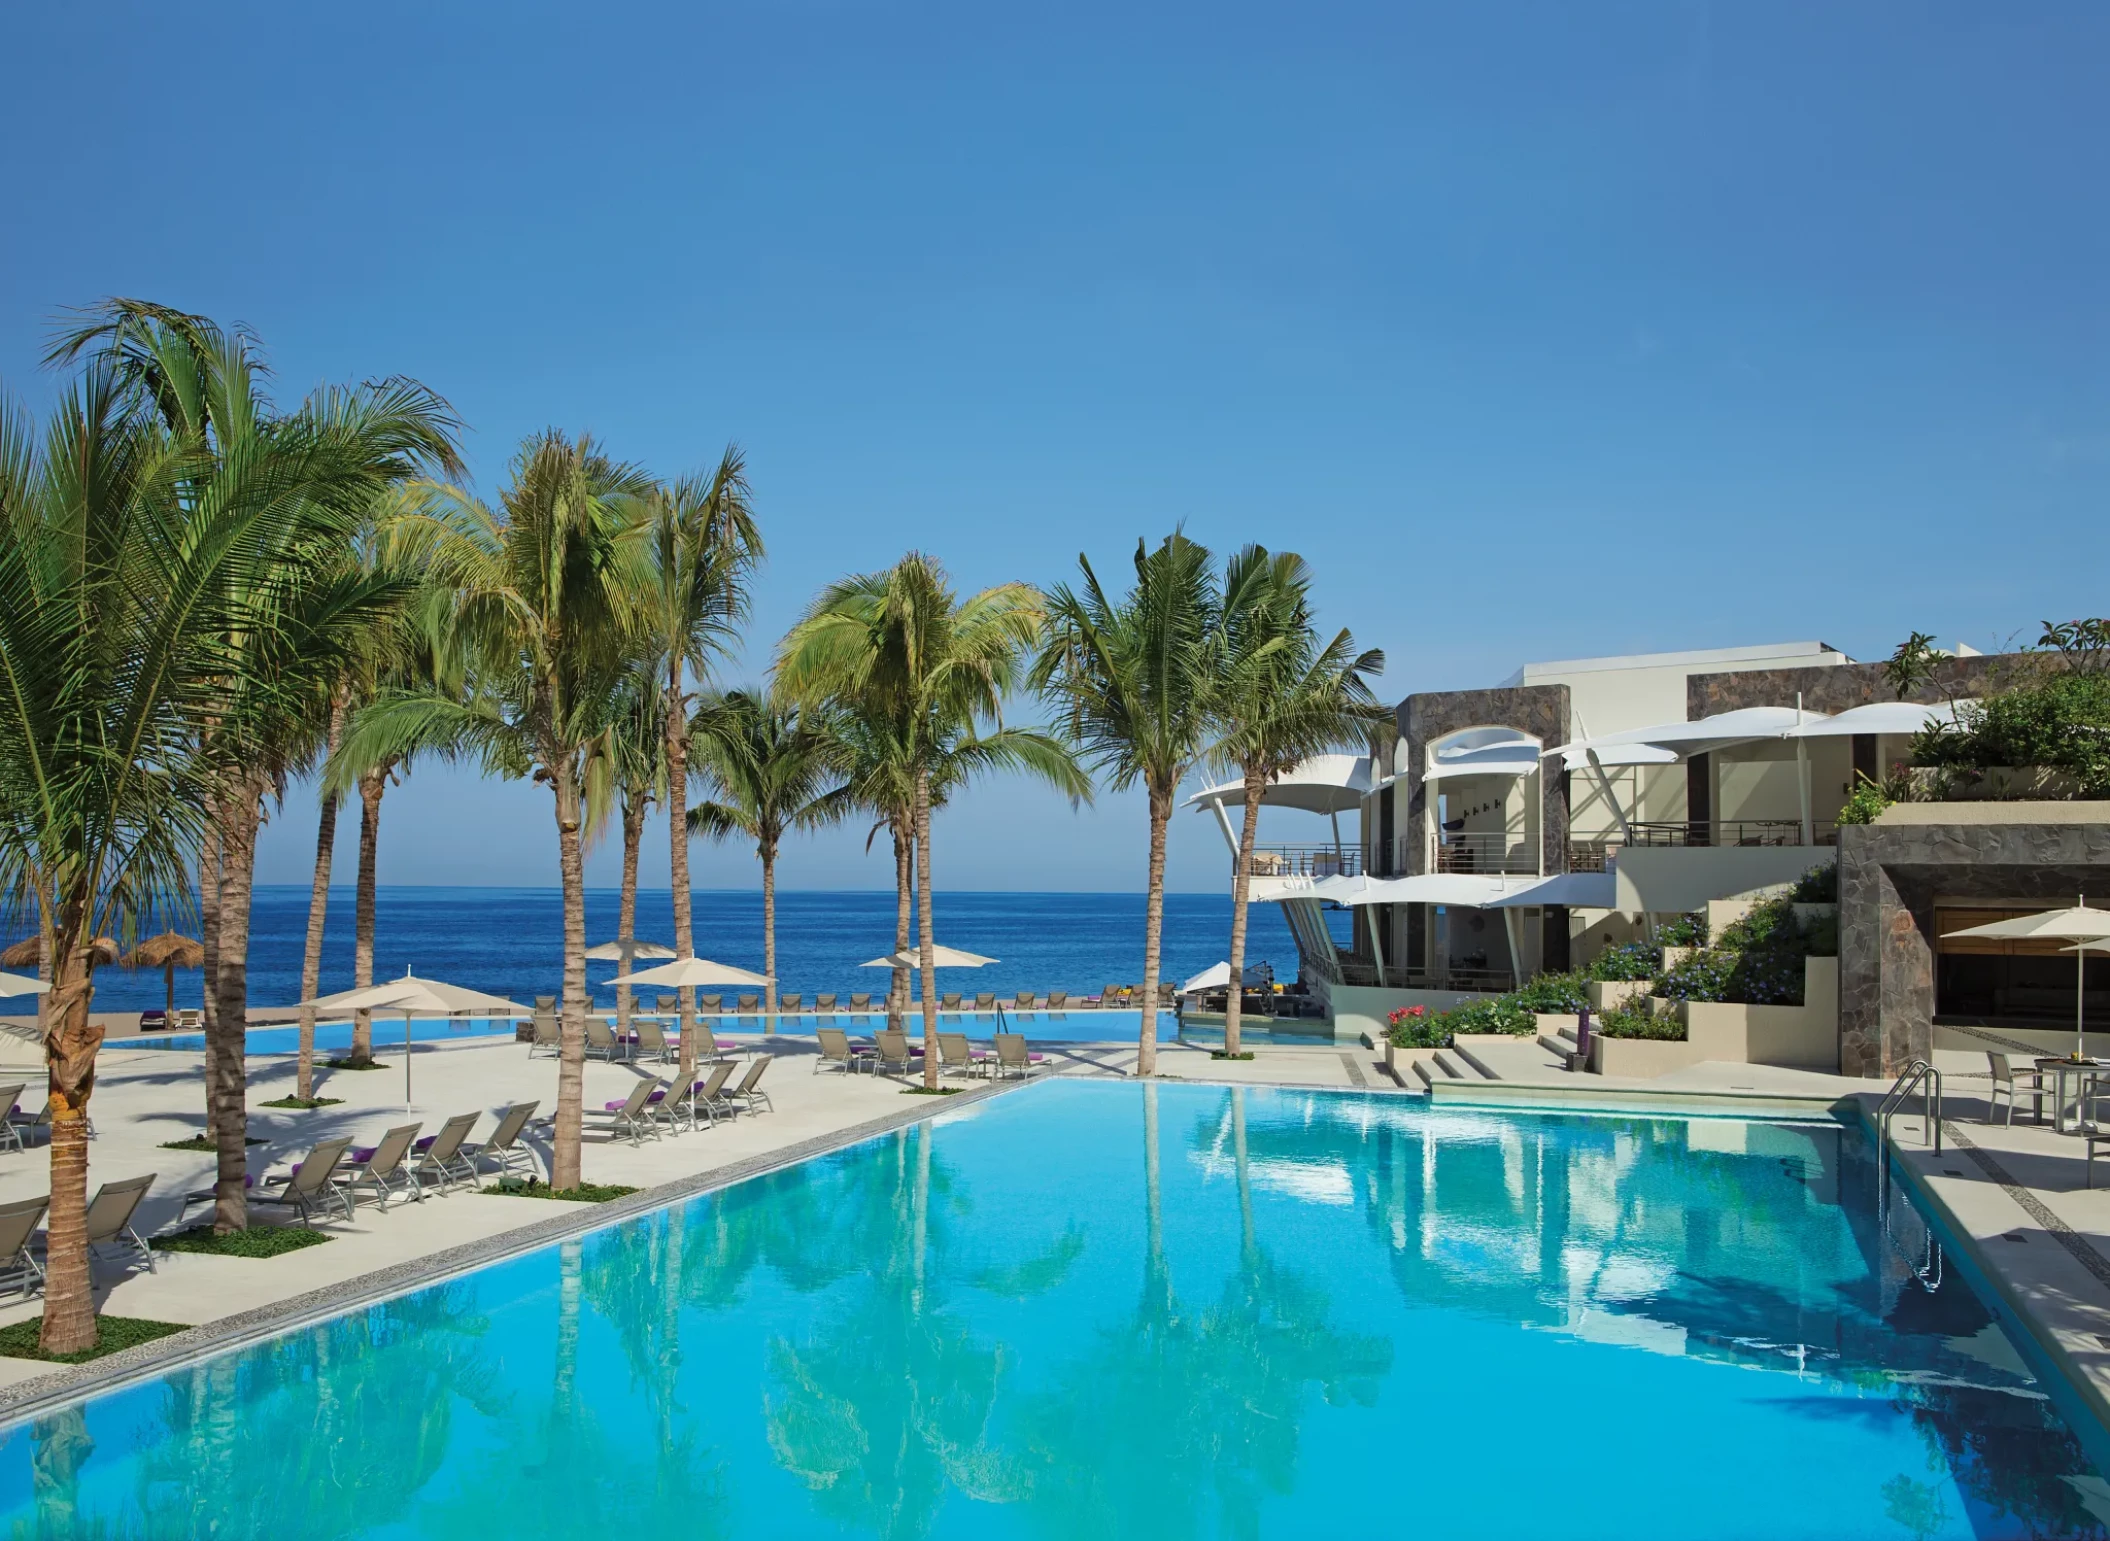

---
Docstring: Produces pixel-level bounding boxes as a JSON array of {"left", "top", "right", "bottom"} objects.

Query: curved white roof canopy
[
  {"left": 1781, "top": 700, "right": 1973, "bottom": 738},
  {"left": 1550, "top": 706, "right": 1831, "bottom": 762},
  {"left": 1184, "top": 753, "right": 1372, "bottom": 814},
  {"left": 1284, "top": 870, "right": 1618, "bottom": 911},
  {"left": 1422, "top": 742, "right": 1676, "bottom": 783}
]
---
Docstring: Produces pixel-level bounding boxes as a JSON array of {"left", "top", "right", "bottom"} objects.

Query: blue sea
[{"left": 52, "top": 887, "right": 1344, "bottom": 1015}]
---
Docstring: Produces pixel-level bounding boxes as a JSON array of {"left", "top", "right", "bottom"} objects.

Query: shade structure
[
  {"left": 1183, "top": 753, "right": 1371, "bottom": 815},
  {"left": 1944, "top": 901, "right": 2110, "bottom": 1060},
  {"left": 120, "top": 932, "right": 205, "bottom": 1023},
  {"left": 605, "top": 956, "right": 773, "bottom": 988},
  {"left": 1780, "top": 700, "right": 1974, "bottom": 739},
  {"left": 0, "top": 935, "right": 117, "bottom": 969},
  {"left": 0, "top": 970, "right": 51, "bottom": 999},
  {"left": 1178, "top": 961, "right": 1270, "bottom": 995},
  {"left": 1549, "top": 706, "right": 1831, "bottom": 762},
  {"left": 585, "top": 940, "right": 678, "bottom": 962},
  {"left": 860, "top": 945, "right": 999, "bottom": 969},
  {"left": 298, "top": 972, "right": 535, "bottom": 1105}
]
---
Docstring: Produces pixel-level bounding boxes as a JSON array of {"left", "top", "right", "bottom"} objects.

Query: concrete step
[
  {"left": 1537, "top": 1025, "right": 1580, "bottom": 1064},
  {"left": 1438, "top": 1047, "right": 1501, "bottom": 1081},
  {"left": 1456, "top": 1036, "right": 1574, "bottom": 1081}
]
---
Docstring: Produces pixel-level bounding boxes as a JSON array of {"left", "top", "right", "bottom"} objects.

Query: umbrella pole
[
  {"left": 165, "top": 963, "right": 175, "bottom": 1024},
  {"left": 406, "top": 1010, "right": 414, "bottom": 1107},
  {"left": 2080, "top": 947, "right": 2088, "bottom": 1063}
]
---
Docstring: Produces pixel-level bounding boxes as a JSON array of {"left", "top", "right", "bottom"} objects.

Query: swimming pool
[
  {"left": 130, "top": 1007, "right": 1199, "bottom": 1054},
  {"left": 3, "top": 1082, "right": 2103, "bottom": 1539}
]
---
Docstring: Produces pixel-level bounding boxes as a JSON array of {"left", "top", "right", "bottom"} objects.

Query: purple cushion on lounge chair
[
  {"left": 351, "top": 1146, "right": 377, "bottom": 1163},
  {"left": 1028, "top": 1053, "right": 1046, "bottom": 1062},
  {"left": 601, "top": 1100, "right": 627, "bottom": 1112},
  {"left": 647, "top": 1089, "right": 667, "bottom": 1102},
  {"left": 413, "top": 1135, "right": 436, "bottom": 1151}
]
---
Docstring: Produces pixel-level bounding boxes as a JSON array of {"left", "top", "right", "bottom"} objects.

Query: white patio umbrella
[
  {"left": 301, "top": 971, "right": 535, "bottom": 1106},
  {"left": 584, "top": 940, "right": 678, "bottom": 962},
  {"left": 605, "top": 957, "right": 773, "bottom": 989},
  {"left": 860, "top": 945, "right": 999, "bottom": 970},
  {"left": 0, "top": 970, "right": 51, "bottom": 999},
  {"left": 1943, "top": 900, "right": 2110, "bottom": 1060}
]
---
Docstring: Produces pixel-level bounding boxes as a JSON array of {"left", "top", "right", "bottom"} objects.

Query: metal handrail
[{"left": 1878, "top": 1059, "right": 1943, "bottom": 1155}]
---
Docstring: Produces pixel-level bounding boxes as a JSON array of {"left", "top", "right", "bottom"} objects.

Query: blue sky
[{"left": 3, "top": 3, "right": 2106, "bottom": 893}]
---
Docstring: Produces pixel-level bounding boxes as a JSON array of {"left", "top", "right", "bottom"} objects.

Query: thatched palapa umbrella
[
  {"left": 119, "top": 933, "right": 205, "bottom": 1024},
  {"left": 0, "top": 935, "right": 119, "bottom": 969}
]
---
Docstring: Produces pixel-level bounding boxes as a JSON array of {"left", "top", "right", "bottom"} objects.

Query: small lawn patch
[
  {"left": 0, "top": 1315, "right": 189, "bottom": 1364},
  {"left": 901, "top": 1086, "right": 963, "bottom": 1096},
  {"left": 150, "top": 1225, "right": 332, "bottom": 1259},
  {"left": 485, "top": 1179, "right": 638, "bottom": 1203},
  {"left": 1211, "top": 1050, "right": 1256, "bottom": 1061},
  {"left": 260, "top": 1095, "right": 345, "bottom": 1109},
  {"left": 159, "top": 1134, "right": 266, "bottom": 1151},
  {"left": 324, "top": 1057, "right": 388, "bottom": 1071}
]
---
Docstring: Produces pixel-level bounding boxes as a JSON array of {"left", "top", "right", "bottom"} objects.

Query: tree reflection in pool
[{"left": 1, "top": 1081, "right": 2104, "bottom": 1540}]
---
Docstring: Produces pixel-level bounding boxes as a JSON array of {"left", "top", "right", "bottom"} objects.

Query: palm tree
[
  {"left": 637, "top": 456, "right": 761, "bottom": 1079},
  {"left": 1033, "top": 532, "right": 1218, "bottom": 1077},
  {"left": 779, "top": 556, "right": 1087, "bottom": 1086},
  {"left": 687, "top": 686, "right": 846, "bottom": 1028},
  {"left": 586, "top": 665, "right": 666, "bottom": 1038},
  {"left": 1208, "top": 548, "right": 1384, "bottom": 1057},
  {"left": 43, "top": 301, "right": 460, "bottom": 1239},
  {"left": 334, "top": 431, "right": 654, "bottom": 1189},
  {"left": 293, "top": 690, "right": 346, "bottom": 1101}
]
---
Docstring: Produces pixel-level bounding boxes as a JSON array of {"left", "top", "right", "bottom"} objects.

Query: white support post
[{"left": 1208, "top": 795, "right": 1239, "bottom": 856}]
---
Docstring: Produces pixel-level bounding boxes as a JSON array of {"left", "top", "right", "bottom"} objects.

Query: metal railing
[
  {"left": 1565, "top": 840, "right": 1618, "bottom": 873},
  {"left": 1243, "top": 844, "right": 1360, "bottom": 880},
  {"left": 1876, "top": 1058, "right": 1946, "bottom": 1293},
  {"left": 1878, "top": 1059, "right": 1943, "bottom": 1155},
  {"left": 1432, "top": 832, "right": 1537, "bottom": 875},
  {"left": 1620, "top": 819, "right": 1835, "bottom": 849}
]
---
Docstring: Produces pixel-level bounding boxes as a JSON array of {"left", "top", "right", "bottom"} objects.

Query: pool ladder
[{"left": 1876, "top": 1058, "right": 1946, "bottom": 1293}]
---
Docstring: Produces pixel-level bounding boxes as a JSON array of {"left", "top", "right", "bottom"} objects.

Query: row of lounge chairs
[
  {"left": 815, "top": 1028, "right": 1041, "bottom": 1080},
  {"left": 593, "top": 1056, "right": 774, "bottom": 1145},
  {"left": 0, "top": 1175, "right": 156, "bottom": 1297}
]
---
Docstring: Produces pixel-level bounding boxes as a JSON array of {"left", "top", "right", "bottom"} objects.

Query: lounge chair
[
  {"left": 535, "top": 995, "right": 556, "bottom": 1010},
  {"left": 938, "top": 1032, "right": 990, "bottom": 1079},
  {"left": 462, "top": 1103, "right": 540, "bottom": 1184},
  {"left": 594, "top": 1081, "right": 662, "bottom": 1146},
  {"left": 816, "top": 993, "right": 839, "bottom": 1011},
  {"left": 175, "top": 1008, "right": 202, "bottom": 1030},
  {"left": 736, "top": 994, "right": 761, "bottom": 1013},
  {"left": 873, "top": 1028, "right": 917, "bottom": 1076},
  {"left": 698, "top": 994, "right": 722, "bottom": 1013},
  {"left": 1013, "top": 991, "right": 1036, "bottom": 1010},
  {"left": 1986, "top": 1052, "right": 2045, "bottom": 1125},
  {"left": 255, "top": 1137, "right": 356, "bottom": 1226},
  {"left": 779, "top": 993, "right": 803, "bottom": 1012},
  {"left": 993, "top": 1033, "right": 1037, "bottom": 1081},
  {"left": 410, "top": 1112, "right": 482, "bottom": 1194},
  {"left": 724, "top": 1056, "right": 774, "bottom": 1115},
  {"left": 656, "top": 994, "right": 679, "bottom": 1014},
  {"left": 941, "top": 992, "right": 963, "bottom": 1011},
  {"left": 0, "top": 1195, "right": 46, "bottom": 1297},
  {"left": 340, "top": 1124, "right": 425, "bottom": 1210},
  {"left": 850, "top": 992, "right": 873, "bottom": 1011},
  {"left": 975, "top": 992, "right": 997, "bottom": 1010},
  {"left": 634, "top": 1017, "right": 675, "bottom": 1063},
  {"left": 815, "top": 1026, "right": 874, "bottom": 1074},
  {"left": 0, "top": 1085, "right": 26, "bottom": 1152},
  {"left": 83, "top": 1174, "right": 157, "bottom": 1273},
  {"left": 1046, "top": 990, "right": 1068, "bottom": 1010},
  {"left": 683, "top": 1060, "right": 739, "bottom": 1128},
  {"left": 527, "top": 1007, "right": 561, "bottom": 1057},
  {"left": 585, "top": 1017, "right": 630, "bottom": 1062}
]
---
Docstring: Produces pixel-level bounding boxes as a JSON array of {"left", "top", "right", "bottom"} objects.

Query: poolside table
[{"left": 2033, "top": 1057, "right": 2110, "bottom": 1135}]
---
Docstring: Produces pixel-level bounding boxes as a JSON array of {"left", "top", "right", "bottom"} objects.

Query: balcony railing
[
  {"left": 1433, "top": 832, "right": 1537, "bottom": 875},
  {"left": 1243, "top": 844, "right": 1361, "bottom": 880},
  {"left": 1620, "top": 820, "right": 1837, "bottom": 849},
  {"left": 1566, "top": 840, "right": 1615, "bottom": 872},
  {"left": 1339, "top": 960, "right": 1515, "bottom": 992}
]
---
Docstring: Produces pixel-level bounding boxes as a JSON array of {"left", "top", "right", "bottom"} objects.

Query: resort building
[{"left": 1200, "top": 638, "right": 2109, "bottom": 1079}]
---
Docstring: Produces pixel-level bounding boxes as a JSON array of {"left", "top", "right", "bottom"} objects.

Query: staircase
[{"left": 1407, "top": 1030, "right": 1574, "bottom": 1090}]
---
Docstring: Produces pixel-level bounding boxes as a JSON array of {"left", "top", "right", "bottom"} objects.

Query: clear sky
[{"left": 3, "top": 3, "right": 2106, "bottom": 893}]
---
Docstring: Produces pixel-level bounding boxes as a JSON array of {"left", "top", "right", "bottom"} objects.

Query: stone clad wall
[
  {"left": 1398, "top": 684, "right": 1570, "bottom": 876},
  {"left": 1688, "top": 652, "right": 2050, "bottom": 719},
  {"left": 1837, "top": 810, "right": 2110, "bottom": 1076}
]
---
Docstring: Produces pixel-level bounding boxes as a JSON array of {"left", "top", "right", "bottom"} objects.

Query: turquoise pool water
[
  {"left": 3, "top": 1082, "right": 2104, "bottom": 1539},
  {"left": 131, "top": 1008, "right": 1188, "bottom": 1055}
]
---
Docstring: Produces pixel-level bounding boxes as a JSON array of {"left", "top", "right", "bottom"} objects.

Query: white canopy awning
[
  {"left": 1184, "top": 753, "right": 1372, "bottom": 815},
  {"left": 1781, "top": 700, "right": 1973, "bottom": 739},
  {"left": 1178, "top": 961, "right": 1270, "bottom": 993},
  {"left": 1296, "top": 873, "right": 1546, "bottom": 908},
  {"left": 1422, "top": 743, "right": 1675, "bottom": 783},
  {"left": 1482, "top": 871, "right": 1618, "bottom": 909},
  {"left": 1551, "top": 706, "right": 1831, "bottom": 762}
]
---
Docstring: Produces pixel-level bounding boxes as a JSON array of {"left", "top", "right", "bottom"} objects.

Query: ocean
[{"left": 53, "top": 887, "right": 1346, "bottom": 1014}]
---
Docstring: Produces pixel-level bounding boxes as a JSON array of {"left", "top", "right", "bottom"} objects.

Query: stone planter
[
  {"left": 1586, "top": 979, "right": 1651, "bottom": 1012},
  {"left": 1907, "top": 765, "right": 2083, "bottom": 802},
  {"left": 1589, "top": 1033, "right": 1709, "bottom": 1078}
]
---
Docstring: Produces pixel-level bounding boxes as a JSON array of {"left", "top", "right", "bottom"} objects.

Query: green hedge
[{"left": 1594, "top": 1005, "right": 1685, "bottom": 1041}]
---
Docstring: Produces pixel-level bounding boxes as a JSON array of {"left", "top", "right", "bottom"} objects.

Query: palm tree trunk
[
  {"left": 667, "top": 665, "right": 697, "bottom": 1082},
  {"left": 552, "top": 755, "right": 589, "bottom": 1191},
  {"left": 213, "top": 775, "right": 264, "bottom": 1232},
  {"left": 350, "top": 767, "right": 386, "bottom": 1064},
  {"left": 199, "top": 814, "right": 221, "bottom": 1135},
  {"left": 616, "top": 794, "right": 644, "bottom": 1038},
  {"left": 37, "top": 902, "right": 104, "bottom": 1357},
  {"left": 762, "top": 841, "right": 778, "bottom": 1032},
  {"left": 1137, "top": 785, "right": 1172, "bottom": 1078},
  {"left": 914, "top": 768, "right": 939, "bottom": 1089},
  {"left": 297, "top": 698, "right": 346, "bottom": 1100},
  {"left": 890, "top": 816, "right": 911, "bottom": 1032},
  {"left": 1223, "top": 768, "right": 1266, "bottom": 1058}
]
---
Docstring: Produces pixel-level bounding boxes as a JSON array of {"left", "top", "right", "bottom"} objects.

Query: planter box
[
  {"left": 1680, "top": 956, "right": 1840, "bottom": 1071},
  {"left": 1586, "top": 979, "right": 1651, "bottom": 1012},
  {"left": 1660, "top": 946, "right": 1694, "bottom": 972},
  {"left": 1907, "top": 765, "right": 2083, "bottom": 802},
  {"left": 1589, "top": 1033, "right": 1709, "bottom": 1078}
]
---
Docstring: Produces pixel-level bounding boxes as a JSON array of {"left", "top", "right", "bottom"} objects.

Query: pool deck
[{"left": 7, "top": 1028, "right": 2110, "bottom": 1442}]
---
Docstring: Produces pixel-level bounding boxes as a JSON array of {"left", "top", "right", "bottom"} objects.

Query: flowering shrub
[
  {"left": 1386, "top": 1004, "right": 1443, "bottom": 1047},
  {"left": 1657, "top": 912, "right": 1709, "bottom": 948},
  {"left": 1594, "top": 1005, "right": 1685, "bottom": 1041},
  {"left": 1787, "top": 862, "right": 1838, "bottom": 903},
  {"left": 1652, "top": 896, "right": 1812, "bottom": 1005},
  {"left": 1586, "top": 941, "right": 1660, "bottom": 982}
]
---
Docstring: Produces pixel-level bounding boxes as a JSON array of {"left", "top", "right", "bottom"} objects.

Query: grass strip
[
  {"left": 324, "top": 1058, "right": 388, "bottom": 1071},
  {"left": 1211, "top": 1050, "right": 1257, "bottom": 1061},
  {"left": 260, "top": 1095, "right": 345, "bottom": 1109},
  {"left": 150, "top": 1224, "right": 332, "bottom": 1258},
  {"left": 0, "top": 1315, "right": 189, "bottom": 1364},
  {"left": 485, "top": 1179, "right": 639, "bottom": 1204},
  {"left": 159, "top": 1135, "right": 265, "bottom": 1151},
  {"left": 901, "top": 1086, "right": 963, "bottom": 1096}
]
